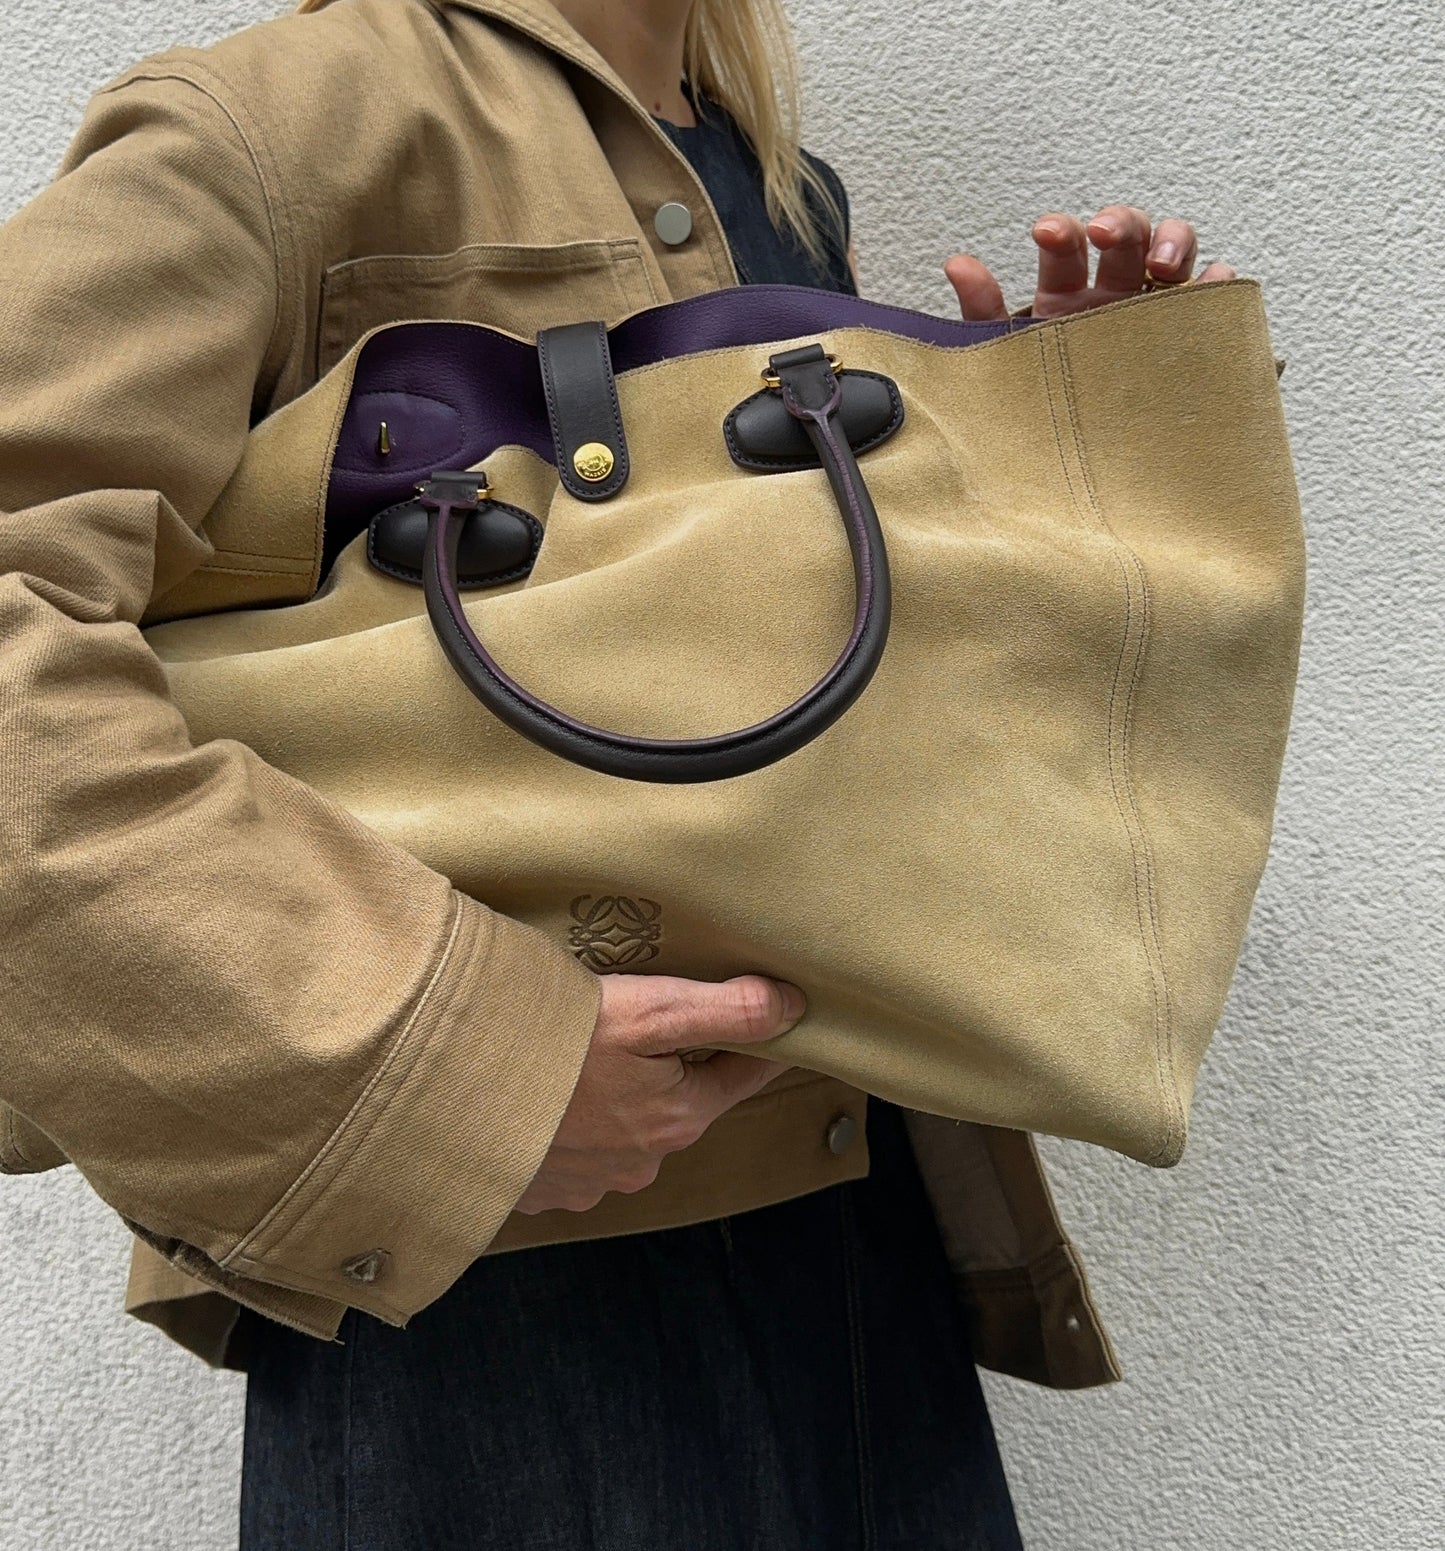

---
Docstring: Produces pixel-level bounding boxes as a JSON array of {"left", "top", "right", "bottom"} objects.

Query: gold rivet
[
  {"left": 377, "top": 421, "right": 391, "bottom": 456},
  {"left": 572, "top": 441, "right": 615, "bottom": 482}
]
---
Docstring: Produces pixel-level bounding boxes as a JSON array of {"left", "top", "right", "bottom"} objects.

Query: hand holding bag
[{"left": 140, "top": 277, "right": 1305, "bottom": 1168}]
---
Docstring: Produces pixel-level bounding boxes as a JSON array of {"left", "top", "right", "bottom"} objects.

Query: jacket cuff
[{"left": 213, "top": 890, "right": 600, "bottom": 1322}]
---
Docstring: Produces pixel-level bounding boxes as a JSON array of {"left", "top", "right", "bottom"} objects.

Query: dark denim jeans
[{"left": 237, "top": 1098, "right": 1023, "bottom": 1550}]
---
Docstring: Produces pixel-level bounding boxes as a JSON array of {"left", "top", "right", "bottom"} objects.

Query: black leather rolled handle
[{"left": 419, "top": 342, "right": 892, "bottom": 783}]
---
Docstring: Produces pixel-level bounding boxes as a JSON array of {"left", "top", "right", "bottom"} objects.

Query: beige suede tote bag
[{"left": 141, "top": 276, "right": 1305, "bottom": 1168}]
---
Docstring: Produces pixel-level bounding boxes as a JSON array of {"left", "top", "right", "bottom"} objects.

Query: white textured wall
[{"left": 2, "top": 1, "right": 1441, "bottom": 1546}]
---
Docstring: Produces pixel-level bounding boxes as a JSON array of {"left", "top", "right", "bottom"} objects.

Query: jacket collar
[{"left": 438, "top": 0, "right": 647, "bottom": 108}]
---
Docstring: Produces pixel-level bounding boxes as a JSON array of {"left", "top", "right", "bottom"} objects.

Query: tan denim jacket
[{"left": 0, "top": 0, "right": 1119, "bottom": 1389}]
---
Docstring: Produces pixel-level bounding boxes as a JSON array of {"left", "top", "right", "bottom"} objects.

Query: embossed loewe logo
[{"left": 568, "top": 894, "right": 663, "bottom": 969}]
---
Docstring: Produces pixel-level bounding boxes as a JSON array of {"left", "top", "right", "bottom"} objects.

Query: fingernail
[
  {"left": 1034, "top": 221, "right": 1066, "bottom": 241},
  {"left": 775, "top": 980, "right": 806, "bottom": 1023},
  {"left": 1152, "top": 240, "right": 1179, "bottom": 268}
]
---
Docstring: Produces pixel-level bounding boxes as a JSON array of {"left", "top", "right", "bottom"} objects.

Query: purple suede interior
[{"left": 327, "top": 283, "right": 1038, "bottom": 538}]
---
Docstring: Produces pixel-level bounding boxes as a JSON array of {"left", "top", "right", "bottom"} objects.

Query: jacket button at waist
[
  {"left": 825, "top": 1113, "right": 859, "bottom": 1156},
  {"left": 340, "top": 1249, "right": 391, "bottom": 1284},
  {"left": 653, "top": 201, "right": 693, "bottom": 245}
]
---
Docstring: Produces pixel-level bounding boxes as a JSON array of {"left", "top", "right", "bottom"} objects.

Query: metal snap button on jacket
[
  {"left": 340, "top": 1248, "right": 390, "bottom": 1284},
  {"left": 653, "top": 200, "right": 693, "bottom": 245},
  {"left": 825, "top": 1113, "right": 858, "bottom": 1156}
]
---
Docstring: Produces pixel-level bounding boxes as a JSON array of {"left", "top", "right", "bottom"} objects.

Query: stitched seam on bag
[
  {"left": 1057, "top": 330, "right": 1182, "bottom": 1162},
  {"left": 1038, "top": 328, "right": 1178, "bottom": 1164},
  {"left": 1047, "top": 327, "right": 1182, "bottom": 1165},
  {"left": 222, "top": 891, "right": 473, "bottom": 1274}
]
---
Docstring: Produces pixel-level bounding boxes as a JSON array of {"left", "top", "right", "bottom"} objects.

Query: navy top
[{"left": 651, "top": 78, "right": 856, "bottom": 295}]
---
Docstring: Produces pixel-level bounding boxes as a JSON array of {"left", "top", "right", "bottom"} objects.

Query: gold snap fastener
[{"left": 573, "top": 441, "right": 615, "bottom": 483}]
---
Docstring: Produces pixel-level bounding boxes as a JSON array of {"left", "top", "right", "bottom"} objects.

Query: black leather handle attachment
[{"left": 419, "top": 341, "right": 892, "bottom": 783}]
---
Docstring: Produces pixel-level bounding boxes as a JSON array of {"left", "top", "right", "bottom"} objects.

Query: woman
[{"left": 0, "top": 0, "right": 1236, "bottom": 1546}]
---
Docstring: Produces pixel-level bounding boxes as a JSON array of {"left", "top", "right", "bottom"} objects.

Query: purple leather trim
[
  {"left": 606, "top": 284, "right": 1031, "bottom": 367},
  {"left": 328, "top": 283, "right": 1037, "bottom": 539}
]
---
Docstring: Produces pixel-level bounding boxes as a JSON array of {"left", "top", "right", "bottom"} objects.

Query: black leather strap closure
[
  {"left": 417, "top": 340, "right": 892, "bottom": 784},
  {"left": 536, "top": 320, "right": 631, "bottom": 502}
]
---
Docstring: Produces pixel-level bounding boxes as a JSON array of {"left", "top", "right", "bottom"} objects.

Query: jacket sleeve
[{"left": 0, "top": 72, "right": 602, "bottom": 1325}]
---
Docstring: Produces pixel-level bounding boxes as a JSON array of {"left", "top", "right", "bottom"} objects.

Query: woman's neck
[{"left": 549, "top": 0, "right": 697, "bottom": 125}]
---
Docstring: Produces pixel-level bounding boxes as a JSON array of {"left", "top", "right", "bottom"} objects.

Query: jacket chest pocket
[{"left": 313, "top": 237, "right": 661, "bottom": 380}]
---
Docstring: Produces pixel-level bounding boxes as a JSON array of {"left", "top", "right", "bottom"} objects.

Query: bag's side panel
[
  {"left": 1033, "top": 314, "right": 1182, "bottom": 1165},
  {"left": 1053, "top": 280, "right": 1307, "bottom": 1145}
]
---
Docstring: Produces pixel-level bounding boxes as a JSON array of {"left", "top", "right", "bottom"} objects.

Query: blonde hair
[{"left": 293, "top": 0, "right": 846, "bottom": 271}]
